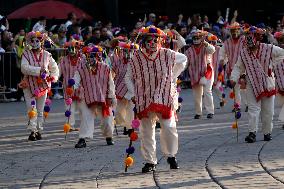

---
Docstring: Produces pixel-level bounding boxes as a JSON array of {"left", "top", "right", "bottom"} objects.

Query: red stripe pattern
[
  {"left": 185, "top": 45, "right": 208, "bottom": 87},
  {"left": 240, "top": 43, "right": 276, "bottom": 101},
  {"left": 22, "top": 50, "right": 51, "bottom": 97},
  {"left": 212, "top": 46, "right": 221, "bottom": 85},
  {"left": 129, "top": 48, "right": 175, "bottom": 118},
  {"left": 274, "top": 59, "right": 284, "bottom": 95},
  {"left": 110, "top": 54, "right": 128, "bottom": 99}
]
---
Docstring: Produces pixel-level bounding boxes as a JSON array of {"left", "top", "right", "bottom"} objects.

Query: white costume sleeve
[
  {"left": 205, "top": 42, "right": 215, "bottom": 54},
  {"left": 175, "top": 35, "right": 186, "bottom": 50},
  {"left": 230, "top": 56, "right": 245, "bottom": 83},
  {"left": 48, "top": 55, "right": 59, "bottom": 82},
  {"left": 73, "top": 71, "right": 81, "bottom": 90},
  {"left": 108, "top": 71, "right": 116, "bottom": 99},
  {"left": 124, "top": 64, "right": 135, "bottom": 100},
  {"left": 21, "top": 54, "right": 41, "bottom": 76},
  {"left": 272, "top": 45, "right": 284, "bottom": 64},
  {"left": 172, "top": 51, "right": 187, "bottom": 79},
  {"left": 219, "top": 45, "right": 228, "bottom": 63}
]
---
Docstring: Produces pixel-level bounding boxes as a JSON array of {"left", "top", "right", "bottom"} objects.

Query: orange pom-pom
[
  {"left": 43, "top": 112, "right": 49, "bottom": 118},
  {"left": 232, "top": 122, "right": 238, "bottom": 129},
  {"left": 130, "top": 132, "right": 138, "bottom": 141},
  {"left": 66, "top": 87, "right": 74, "bottom": 96},
  {"left": 48, "top": 90, "right": 53, "bottom": 97},
  {"left": 125, "top": 156, "right": 134, "bottom": 166},
  {"left": 37, "top": 78, "right": 43, "bottom": 85},
  {"left": 28, "top": 110, "right": 37, "bottom": 119},
  {"left": 176, "top": 79, "right": 182, "bottom": 85},
  {"left": 217, "top": 75, "right": 223, "bottom": 81},
  {"left": 63, "top": 123, "right": 71, "bottom": 133},
  {"left": 229, "top": 91, "right": 235, "bottom": 99}
]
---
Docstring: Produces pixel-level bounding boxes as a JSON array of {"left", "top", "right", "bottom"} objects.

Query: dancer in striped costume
[
  {"left": 274, "top": 31, "right": 284, "bottom": 129},
  {"left": 73, "top": 45, "right": 116, "bottom": 147},
  {"left": 230, "top": 27, "right": 284, "bottom": 143},
  {"left": 110, "top": 38, "right": 138, "bottom": 135},
  {"left": 185, "top": 29, "right": 215, "bottom": 119},
  {"left": 219, "top": 22, "right": 248, "bottom": 112},
  {"left": 125, "top": 26, "right": 187, "bottom": 173},
  {"left": 59, "top": 40, "right": 84, "bottom": 131},
  {"left": 21, "top": 31, "right": 59, "bottom": 141}
]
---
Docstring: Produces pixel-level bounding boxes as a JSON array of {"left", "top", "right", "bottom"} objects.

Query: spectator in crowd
[
  {"left": 65, "top": 12, "right": 77, "bottom": 28},
  {"left": 145, "top": 13, "right": 156, "bottom": 26},
  {"left": 32, "top": 16, "right": 46, "bottom": 32},
  {"left": 85, "top": 28, "right": 101, "bottom": 45},
  {"left": 57, "top": 24, "right": 67, "bottom": 47}
]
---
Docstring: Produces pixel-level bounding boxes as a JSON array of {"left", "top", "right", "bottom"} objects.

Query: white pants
[
  {"left": 115, "top": 98, "right": 134, "bottom": 129},
  {"left": 140, "top": 112, "right": 178, "bottom": 164},
  {"left": 79, "top": 104, "right": 114, "bottom": 139},
  {"left": 23, "top": 88, "right": 47, "bottom": 132},
  {"left": 246, "top": 83, "right": 274, "bottom": 134},
  {"left": 234, "top": 84, "right": 248, "bottom": 107},
  {"left": 276, "top": 94, "right": 284, "bottom": 122},
  {"left": 192, "top": 78, "right": 214, "bottom": 115}
]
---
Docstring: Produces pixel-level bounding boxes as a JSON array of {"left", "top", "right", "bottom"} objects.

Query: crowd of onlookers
[{"left": 0, "top": 10, "right": 284, "bottom": 102}]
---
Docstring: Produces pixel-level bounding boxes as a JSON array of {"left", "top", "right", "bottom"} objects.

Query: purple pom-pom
[
  {"left": 149, "top": 27, "right": 157, "bottom": 33},
  {"left": 126, "top": 146, "right": 135, "bottom": 154},
  {"left": 44, "top": 106, "right": 50, "bottom": 112},
  {"left": 178, "top": 97, "right": 183, "bottom": 103},
  {"left": 218, "top": 65, "right": 223, "bottom": 73},
  {"left": 93, "top": 46, "right": 98, "bottom": 52},
  {"left": 41, "top": 72, "right": 46, "bottom": 79},
  {"left": 235, "top": 111, "right": 242, "bottom": 119},
  {"left": 68, "top": 79, "right": 75, "bottom": 87},
  {"left": 65, "top": 110, "right": 71, "bottom": 117},
  {"left": 31, "top": 100, "right": 36, "bottom": 106}
]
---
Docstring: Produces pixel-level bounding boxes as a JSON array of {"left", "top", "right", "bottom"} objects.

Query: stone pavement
[{"left": 0, "top": 89, "right": 284, "bottom": 189}]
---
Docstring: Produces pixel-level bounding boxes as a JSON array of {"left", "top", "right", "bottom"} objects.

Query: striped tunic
[
  {"left": 110, "top": 53, "right": 128, "bottom": 99},
  {"left": 22, "top": 50, "right": 51, "bottom": 97},
  {"left": 129, "top": 48, "right": 175, "bottom": 119},
  {"left": 224, "top": 37, "right": 244, "bottom": 76},
  {"left": 185, "top": 45, "right": 210, "bottom": 87},
  {"left": 240, "top": 43, "right": 276, "bottom": 101},
  {"left": 212, "top": 45, "right": 222, "bottom": 85},
  {"left": 274, "top": 59, "right": 284, "bottom": 96},
  {"left": 77, "top": 59, "right": 110, "bottom": 105},
  {"left": 60, "top": 55, "right": 83, "bottom": 100}
]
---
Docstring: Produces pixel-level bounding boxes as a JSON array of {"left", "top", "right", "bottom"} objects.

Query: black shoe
[
  {"left": 35, "top": 132, "right": 42, "bottom": 140},
  {"left": 123, "top": 127, "right": 128, "bottom": 135},
  {"left": 245, "top": 132, "right": 256, "bottom": 143},
  {"left": 245, "top": 106, "right": 248, "bottom": 112},
  {"left": 220, "top": 101, "right": 224, "bottom": 107},
  {"left": 142, "top": 163, "right": 156, "bottom": 173},
  {"left": 194, "top": 114, "right": 201, "bottom": 119},
  {"left": 75, "top": 138, "right": 86, "bottom": 148},
  {"left": 155, "top": 122, "right": 161, "bottom": 129},
  {"left": 106, "top": 137, "right": 114, "bottom": 145},
  {"left": 28, "top": 132, "right": 37, "bottom": 141},
  {"left": 167, "top": 157, "right": 180, "bottom": 169},
  {"left": 207, "top": 114, "right": 214, "bottom": 119},
  {"left": 264, "top": 133, "right": 272, "bottom": 141}
]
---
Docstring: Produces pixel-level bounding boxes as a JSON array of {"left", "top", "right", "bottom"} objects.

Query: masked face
[
  {"left": 31, "top": 37, "right": 42, "bottom": 49},
  {"left": 68, "top": 46, "right": 76, "bottom": 56},
  {"left": 245, "top": 34, "right": 257, "bottom": 48},
  {"left": 144, "top": 36, "right": 158, "bottom": 53},
  {"left": 230, "top": 29, "right": 240, "bottom": 39},
  {"left": 192, "top": 36, "right": 202, "bottom": 45}
]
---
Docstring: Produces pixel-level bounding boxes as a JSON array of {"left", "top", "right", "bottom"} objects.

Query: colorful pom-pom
[
  {"left": 66, "top": 87, "right": 74, "bottom": 96},
  {"left": 234, "top": 103, "right": 240, "bottom": 109},
  {"left": 218, "top": 65, "right": 223, "bottom": 73},
  {"left": 68, "top": 79, "right": 75, "bottom": 87},
  {"left": 65, "top": 98, "right": 73, "bottom": 105},
  {"left": 219, "top": 86, "right": 224, "bottom": 92},
  {"left": 222, "top": 93, "right": 226, "bottom": 98},
  {"left": 133, "top": 107, "right": 137, "bottom": 113},
  {"left": 229, "top": 91, "right": 235, "bottom": 99},
  {"left": 48, "top": 90, "right": 53, "bottom": 97},
  {"left": 63, "top": 123, "right": 71, "bottom": 133},
  {"left": 65, "top": 110, "right": 71, "bottom": 117},
  {"left": 45, "top": 99, "right": 52, "bottom": 106},
  {"left": 177, "top": 87, "right": 181, "bottom": 93},
  {"left": 28, "top": 110, "right": 37, "bottom": 119},
  {"left": 178, "top": 97, "right": 183, "bottom": 103},
  {"left": 43, "top": 112, "right": 49, "bottom": 118},
  {"left": 125, "top": 156, "right": 134, "bottom": 166},
  {"left": 235, "top": 111, "right": 242, "bottom": 119},
  {"left": 231, "top": 122, "right": 238, "bottom": 129},
  {"left": 31, "top": 100, "right": 36, "bottom": 106},
  {"left": 176, "top": 79, "right": 182, "bottom": 85},
  {"left": 217, "top": 75, "right": 223, "bottom": 81},
  {"left": 126, "top": 146, "right": 135, "bottom": 154},
  {"left": 41, "top": 72, "right": 47, "bottom": 79},
  {"left": 44, "top": 106, "right": 50, "bottom": 112},
  {"left": 131, "top": 119, "right": 140, "bottom": 129},
  {"left": 130, "top": 132, "right": 138, "bottom": 141},
  {"left": 37, "top": 78, "right": 43, "bottom": 85},
  {"left": 34, "top": 89, "right": 40, "bottom": 97}
]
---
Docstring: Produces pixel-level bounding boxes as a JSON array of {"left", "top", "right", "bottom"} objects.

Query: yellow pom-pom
[
  {"left": 43, "top": 112, "right": 49, "bottom": 118},
  {"left": 35, "top": 31, "right": 41, "bottom": 37},
  {"left": 28, "top": 110, "right": 37, "bottom": 119},
  {"left": 232, "top": 122, "right": 238, "bottom": 129},
  {"left": 176, "top": 79, "right": 182, "bottom": 85},
  {"left": 63, "top": 123, "right": 71, "bottom": 133},
  {"left": 125, "top": 156, "right": 134, "bottom": 166}
]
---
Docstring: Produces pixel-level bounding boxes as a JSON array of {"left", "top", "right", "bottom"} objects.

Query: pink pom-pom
[
  {"left": 234, "top": 103, "right": 240, "bottom": 109},
  {"left": 219, "top": 86, "right": 224, "bottom": 92},
  {"left": 45, "top": 99, "right": 52, "bottom": 106},
  {"left": 65, "top": 98, "right": 73, "bottom": 105},
  {"left": 131, "top": 119, "right": 140, "bottom": 129},
  {"left": 34, "top": 89, "right": 40, "bottom": 97},
  {"left": 177, "top": 87, "right": 182, "bottom": 93}
]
